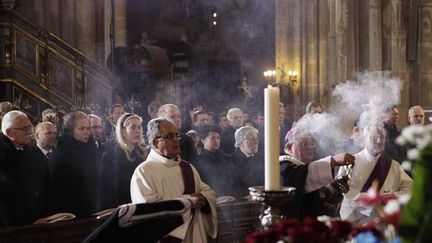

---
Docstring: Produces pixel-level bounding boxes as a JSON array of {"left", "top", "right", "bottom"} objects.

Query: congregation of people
[{"left": 0, "top": 99, "right": 418, "bottom": 241}]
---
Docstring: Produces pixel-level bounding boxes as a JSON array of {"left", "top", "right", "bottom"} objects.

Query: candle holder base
[{"left": 249, "top": 186, "right": 296, "bottom": 229}]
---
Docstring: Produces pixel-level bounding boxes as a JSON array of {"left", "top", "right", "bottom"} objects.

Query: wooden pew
[{"left": 0, "top": 200, "right": 261, "bottom": 243}]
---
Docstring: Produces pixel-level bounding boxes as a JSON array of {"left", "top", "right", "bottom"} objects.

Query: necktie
[{"left": 46, "top": 152, "right": 52, "bottom": 159}]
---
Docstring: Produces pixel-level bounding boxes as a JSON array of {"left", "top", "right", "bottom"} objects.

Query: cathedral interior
[
  {"left": 0, "top": 0, "right": 431, "bottom": 241},
  {"left": 2, "top": 0, "right": 429, "bottom": 128}
]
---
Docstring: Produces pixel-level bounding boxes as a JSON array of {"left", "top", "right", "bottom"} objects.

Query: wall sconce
[
  {"left": 288, "top": 71, "right": 298, "bottom": 83},
  {"left": 263, "top": 69, "right": 276, "bottom": 85}
]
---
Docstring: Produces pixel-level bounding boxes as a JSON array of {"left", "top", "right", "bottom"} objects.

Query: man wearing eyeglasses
[
  {"left": 0, "top": 110, "right": 50, "bottom": 226},
  {"left": 280, "top": 126, "right": 355, "bottom": 219},
  {"left": 1, "top": 110, "right": 33, "bottom": 149},
  {"left": 130, "top": 118, "right": 217, "bottom": 243},
  {"left": 157, "top": 104, "right": 196, "bottom": 162}
]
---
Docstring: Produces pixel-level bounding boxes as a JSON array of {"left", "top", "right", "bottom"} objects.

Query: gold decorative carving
[
  {"left": 48, "top": 53, "right": 75, "bottom": 101},
  {"left": 12, "top": 30, "right": 38, "bottom": 79}
]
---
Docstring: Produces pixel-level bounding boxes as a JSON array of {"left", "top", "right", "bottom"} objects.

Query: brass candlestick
[{"left": 249, "top": 186, "right": 296, "bottom": 229}]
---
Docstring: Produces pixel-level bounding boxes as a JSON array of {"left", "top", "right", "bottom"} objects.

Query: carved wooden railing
[{"left": 0, "top": 7, "right": 113, "bottom": 121}]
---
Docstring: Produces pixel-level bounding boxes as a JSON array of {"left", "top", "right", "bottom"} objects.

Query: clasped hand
[{"left": 190, "top": 193, "right": 207, "bottom": 209}]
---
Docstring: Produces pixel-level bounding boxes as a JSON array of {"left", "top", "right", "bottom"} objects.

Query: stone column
[
  {"left": 275, "top": 0, "right": 290, "bottom": 86},
  {"left": 95, "top": 0, "right": 106, "bottom": 65},
  {"left": 369, "top": 0, "right": 383, "bottom": 71},
  {"left": 276, "top": 0, "right": 304, "bottom": 119},
  {"left": 101, "top": 0, "right": 126, "bottom": 65},
  {"left": 292, "top": 0, "right": 303, "bottom": 118},
  {"left": 327, "top": 0, "right": 337, "bottom": 89},
  {"left": 14, "top": 1, "right": 37, "bottom": 24},
  {"left": 335, "top": 0, "right": 357, "bottom": 83},
  {"left": 114, "top": 0, "right": 127, "bottom": 47},
  {"left": 383, "top": 0, "right": 409, "bottom": 126},
  {"left": 275, "top": 0, "right": 291, "bottom": 118},
  {"left": 318, "top": 0, "right": 330, "bottom": 104},
  {"left": 46, "top": 0, "right": 60, "bottom": 36},
  {"left": 104, "top": 0, "right": 112, "bottom": 65},
  {"left": 60, "top": 0, "right": 74, "bottom": 47},
  {"left": 75, "top": 0, "right": 96, "bottom": 61},
  {"left": 417, "top": 0, "right": 432, "bottom": 106},
  {"left": 304, "top": 0, "right": 318, "bottom": 101}
]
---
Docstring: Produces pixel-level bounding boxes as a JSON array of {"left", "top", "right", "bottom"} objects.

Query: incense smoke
[{"left": 291, "top": 71, "right": 402, "bottom": 156}]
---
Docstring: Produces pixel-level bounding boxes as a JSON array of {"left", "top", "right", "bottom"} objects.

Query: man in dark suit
[
  {"left": 279, "top": 102, "right": 291, "bottom": 152},
  {"left": 383, "top": 106, "right": 405, "bottom": 162},
  {"left": 0, "top": 111, "right": 50, "bottom": 226},
  {"left": 221, "top": 107, "right": 244, "bottom": 154},
  {"left": 103, "top": 104, "right": 125, "bottom": 147},
  {"left": 35, "top": 121, "right": 57, "bottom": 158},
  {"left": 89, "top": 114, "right": 108, "bottom": 157},
  {"left": 230, "top": 126, "right": 264, "bottom": 196}
]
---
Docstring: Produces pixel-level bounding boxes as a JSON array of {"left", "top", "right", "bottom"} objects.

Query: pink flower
[
  {"left": 380, "top": 193, "right": 397, "bottom": 205},
  {"left": 381, "top": 200, "right": 401, "bottom": 228},
  {"left": 381, "top": 211, "right": 400, "bottom": 228},
  {"left": 356, "top": 185, "right": 380, "bottom": 205}
]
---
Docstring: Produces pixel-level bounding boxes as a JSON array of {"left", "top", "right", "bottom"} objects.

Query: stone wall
[{"left": 276, "top": 0, "right": 430, "bottom": 128}]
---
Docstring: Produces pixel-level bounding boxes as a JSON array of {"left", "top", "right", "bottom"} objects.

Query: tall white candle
[{"left": 264, "top": 85, "right": 280, "bottom": 190}]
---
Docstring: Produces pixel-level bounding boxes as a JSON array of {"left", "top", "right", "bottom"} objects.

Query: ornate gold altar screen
[{"left": 0, "top": 8, "right": 113, "bottom": 120}]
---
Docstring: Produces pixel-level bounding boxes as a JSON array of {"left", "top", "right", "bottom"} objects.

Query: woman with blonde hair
[{"left": 99, "top": 113, "right": 147, "bottom": 210}]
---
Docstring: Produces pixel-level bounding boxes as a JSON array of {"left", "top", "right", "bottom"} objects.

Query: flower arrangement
[
  {"left": 242, "top": 217, "right": 352, "bottom": 243},
  {"left": 352, "top": 181, "right": 405, "bottom": 242},
  {"left": 242, "top": 213, "right": 403, "bottom": 243},
  {"left": 242, "top": 183, "right": 405, "bottom": 243},
  {"left": 396, "top": 125, "right": 432, "bottom": 242}
]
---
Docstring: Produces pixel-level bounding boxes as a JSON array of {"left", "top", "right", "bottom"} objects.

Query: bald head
[{"left": 35, "top": 122, "right": 57, "bottom": 150}]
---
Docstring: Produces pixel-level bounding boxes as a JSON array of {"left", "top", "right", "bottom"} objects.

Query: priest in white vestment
[
  {"left": 130, "top": 118, "right": 217, "bottom": 243},
  {"left": 339, "top": 124, "right": 413, "bottom": 224}
]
